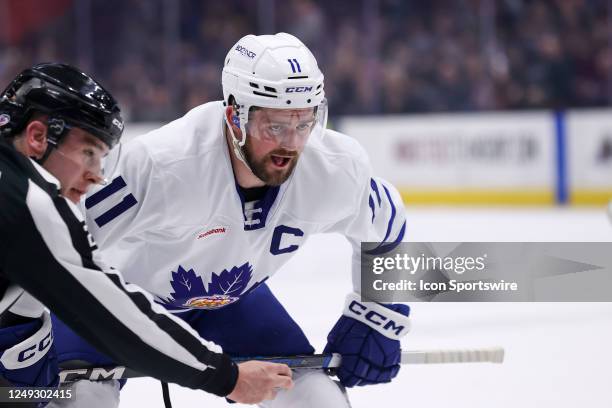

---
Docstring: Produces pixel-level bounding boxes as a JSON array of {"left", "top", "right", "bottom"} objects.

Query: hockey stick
[{"left": 58, "top": 347, "right": 504, "bottom": 383}]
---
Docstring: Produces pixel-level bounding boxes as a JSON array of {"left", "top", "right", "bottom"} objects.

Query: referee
[{"left": 0, "top": 63, "right": 291, "bottom": 406}]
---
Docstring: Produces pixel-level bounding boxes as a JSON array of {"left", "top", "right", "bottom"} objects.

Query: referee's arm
[{"left": 0, "top": 171, "right": 237, "bottom": 397}]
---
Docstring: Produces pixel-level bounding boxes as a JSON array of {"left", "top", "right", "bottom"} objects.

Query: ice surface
[{"left": 119, "top": 207, "right": 612, "bottom": 407}]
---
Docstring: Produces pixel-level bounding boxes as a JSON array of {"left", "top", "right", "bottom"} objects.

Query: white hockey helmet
[{"left": 222, "top": 33, "right": 327, "bottom": 156}]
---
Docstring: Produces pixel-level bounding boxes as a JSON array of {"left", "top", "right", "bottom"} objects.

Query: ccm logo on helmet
[
  {"left": 348, "top": 300, "right": 407, "bottom": 336},
  {"left": 235, "top": 45, "right": 256, "bottom": 59},
  {"left": 286, "top": 86, "right": 313, "bottom": 93},
  {"left": 112, "top": 118, "right": 124, "bottom": 131}
]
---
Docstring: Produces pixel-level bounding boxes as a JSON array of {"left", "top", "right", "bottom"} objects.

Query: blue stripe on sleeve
[
  {"left": 370, "top": 178, "right": 381, "bottom": 206},
  {"left": 364, "top": 220, "right": 406, "bottom": 255},
  {"left": 378, "top": 184, "right": 397, "bottom": 245},
  {"left": 85, "top": 176, "right": 127, "bottom": 209},
  {"left": 94, "top": 194, "right": 138, "bottom": 227},
  {"left": 364, "top": 182, "right": 405, "bottom": 255},
  {"left": 369, "top": 195, "right": 375, "bottom": 222}
]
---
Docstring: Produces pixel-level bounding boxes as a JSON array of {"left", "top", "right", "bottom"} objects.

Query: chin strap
[
  {"left": 223, "top": 115, "right": 254, "bottom": 174},
  {"left": 36, "top": 117, "right": 67, "bottom": 164},
  {"left": 37, "top": 144, "right": 55, "bottom": 164}
]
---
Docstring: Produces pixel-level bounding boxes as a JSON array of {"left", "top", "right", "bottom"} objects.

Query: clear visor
[
  {"left": 99, "top": 142, "right": 122, "bottom": 184},
  {"left": 245, "top": 98, "right": 328, "bottom": 149},
  {"left": 55, "top": 140, "right": 122, "bottom": 186}
]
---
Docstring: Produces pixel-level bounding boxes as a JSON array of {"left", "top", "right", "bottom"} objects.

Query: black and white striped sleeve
[{"left": 0, "top": 153, "right": 238, "bottom": 396}]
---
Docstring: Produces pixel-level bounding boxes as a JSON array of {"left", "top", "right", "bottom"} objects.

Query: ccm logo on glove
[
  {"left": 347, "top": 300, "right": 407, "bottom": 336},
  {"left": 342, "top": 293, "right": 410, "bottom": 341},
  {"left": 324, "top": 293, "right": 411, "bottom": 387},
  {"left": 0, "top": 312, "right": 55, "bottom": 369}
]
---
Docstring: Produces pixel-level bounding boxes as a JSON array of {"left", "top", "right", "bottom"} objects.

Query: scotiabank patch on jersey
[
  {"left": 196, "top": 225, "right": 228, "bottom": 240},
  {"left": 158, "top": 263, "right": 255, "bottom": 310}
]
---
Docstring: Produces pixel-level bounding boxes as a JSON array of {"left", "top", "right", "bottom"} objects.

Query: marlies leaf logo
[{"left": 159, "top": 263, "right": 254, "bottom": 310}]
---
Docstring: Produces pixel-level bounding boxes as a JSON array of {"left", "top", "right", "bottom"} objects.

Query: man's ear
[
  {"left": 225, "top": 106, "right": 239, "bottom": 129},
  {"left": 23, "top": 120, "right": 48, "bottom": 158}
]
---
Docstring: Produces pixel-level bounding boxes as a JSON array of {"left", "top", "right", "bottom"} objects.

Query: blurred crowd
[{"left": 1, "top": 0, "right": 611, "bottom": 121}]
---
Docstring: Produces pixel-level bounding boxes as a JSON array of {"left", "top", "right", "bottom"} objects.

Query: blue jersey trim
[
  {"left": 368, "top": 195, "right": 375, "bottom": 222},
  {"left": 364, "top": 220, "right": 406, "bottom": 255},
  {"left": 85, "top": 176, "right": 127, "bottom": 209},
  {"left": 370, "top": 178, "right": 382, "bottom": 206},
  {"left": 236, "top": 183, "right": 280, "bottom": 231},
  {"left": 93, "top": 194, "right": 138, "bottom": 227},
  {"left": 378, "top": 184, "right": 397, "bottom": 245}
]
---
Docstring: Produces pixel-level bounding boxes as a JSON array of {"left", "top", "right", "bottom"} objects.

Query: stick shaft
[
  {"left": 400, "top": 347, "right": 505, "bottom": 364},
  {"left": 59, "top": 347, "right": 504, "bottom": 383}
]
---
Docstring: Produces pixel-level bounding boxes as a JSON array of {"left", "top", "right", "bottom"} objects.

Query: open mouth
[
  {"left": 270, "top": 155, "right": 292, "bottom": 168},
  {"left": 71, "top": 187, "right": 86, "bottom": 197}
]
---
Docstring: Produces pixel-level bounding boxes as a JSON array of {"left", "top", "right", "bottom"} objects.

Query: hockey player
[
  {"left": 0, "top": 63, "right": 293, "bottom": 406},
  {"left": 52, "top": 33, "right": 410, "bottom": 407}
]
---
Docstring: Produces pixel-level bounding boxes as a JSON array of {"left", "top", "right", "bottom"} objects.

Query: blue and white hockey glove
[
  {"left": 324, "top": 293, "right": 410, "bottom": 387},
  {"left": 0, "top": 312, "right": 59, "bottom": 390}
]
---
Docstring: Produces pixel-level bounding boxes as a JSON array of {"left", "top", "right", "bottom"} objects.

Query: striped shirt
[{"left": 0, "top": 138, "right": 237, "bottom": 396}]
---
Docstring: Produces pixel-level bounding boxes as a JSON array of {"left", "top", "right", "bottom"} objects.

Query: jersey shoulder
[
  {"left": 129, "top": 101, "right": 226, "bottom": 168},
  {"left": 84, "top": 102, "right": 228, "bottom": 231},
  {"left": 0, "top": 140, "right": 27, "bottom": 192},
  {"left": 110, "top": 100, "right": 227, "bottom": 193},
  {"left": 0, "top": 141, "right": 60, "bottom": 215},
  {"left": 303, "top": 128, "right": 371, "bottom": 185},
  {"left": 287, "top": 129, "right": 372, "bottom": 223},
  {"left": 0, "top": 142, "right": 30, "bottom": 233},
  {"left": 0, "top": 142, "right": 77, "bottom": 255}
]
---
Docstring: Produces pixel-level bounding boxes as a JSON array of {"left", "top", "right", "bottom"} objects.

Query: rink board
[{"left": 341, "top": 109, "right": 612, "bottom": 205}]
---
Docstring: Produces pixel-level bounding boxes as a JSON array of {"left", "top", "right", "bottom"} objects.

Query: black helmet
[{"left": 0, "top": 63, "right": 123, "bottom": 149}]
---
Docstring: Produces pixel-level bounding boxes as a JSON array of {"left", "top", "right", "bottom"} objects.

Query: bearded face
[{"left": 242, "top": 107, "right": 316, "bottom": 186}]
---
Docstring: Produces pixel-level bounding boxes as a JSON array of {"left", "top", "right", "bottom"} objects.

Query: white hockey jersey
[{"left": 83, "top": 101, "right": 406, "bottom": 312}]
